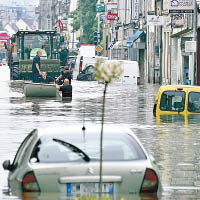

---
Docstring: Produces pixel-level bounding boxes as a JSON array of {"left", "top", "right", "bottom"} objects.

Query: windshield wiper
[{"left": 53, "top": 138, "right": 90, "bottom": 162}]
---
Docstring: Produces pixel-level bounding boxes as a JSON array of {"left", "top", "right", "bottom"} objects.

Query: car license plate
[{"left": 67, "top": 183, "right": 114, "bottom": 195}]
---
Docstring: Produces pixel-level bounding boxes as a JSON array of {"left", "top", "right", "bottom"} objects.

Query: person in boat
[
  {"left": 32, "top": 50, "right": 46, "bottom": 83},
  {"left": 56, "top": 66, "right": 72, "bottom": 85},
  {"left": 38, "top": 72, "right": 54, "bottom": 83},
  {"left": 56, "top": 78, "right": 72, "bottom": 98}
]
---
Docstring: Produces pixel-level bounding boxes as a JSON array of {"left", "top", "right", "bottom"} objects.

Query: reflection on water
[
  {"left": 4, "top": 191, "right": 159, "bottom": 200},
  {"left": 1, "top": 67, "right": 200, "bottom": 199}
]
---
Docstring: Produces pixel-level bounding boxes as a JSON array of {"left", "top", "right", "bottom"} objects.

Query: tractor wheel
[{"left": 11, "top": 65, "right": 20, "bottom": 80}]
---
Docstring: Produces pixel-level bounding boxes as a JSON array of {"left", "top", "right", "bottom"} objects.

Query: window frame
[
  {"left": 30, "top": 133, "right": 147, "bottom": 163},
  {"left": 160, "top": 90, "right": 186, "bottom": 112},
  {"left": 188, "top": 91, "right": 200, "bottom": 113},
  {"left": 12, "top": 130, "right": 35, "bottom": 169}
]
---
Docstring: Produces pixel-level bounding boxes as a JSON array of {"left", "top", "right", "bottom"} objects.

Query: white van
[
  {"left": 74, "top": 56, "right": 108, "bottom": 79},
  {"left": 105, "top": 60, "right": 140, "bottom": 85}
]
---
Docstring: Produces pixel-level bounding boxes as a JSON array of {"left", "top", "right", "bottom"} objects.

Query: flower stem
[{"left": 99, "top": 82, "right": 108, "bottom": 198}]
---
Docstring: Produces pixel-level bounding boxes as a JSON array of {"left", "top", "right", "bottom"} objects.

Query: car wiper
[{"left": 52, "top": 138, "right": 90, "bottom": 162}]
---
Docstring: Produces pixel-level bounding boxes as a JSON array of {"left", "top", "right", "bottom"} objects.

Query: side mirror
[{"left": 3, "top": 160, "right": 13, "bottom": 171}]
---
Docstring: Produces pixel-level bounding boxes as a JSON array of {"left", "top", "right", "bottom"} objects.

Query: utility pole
[
  {"left": 97, "top": 0, "right": 101, "bottom": 44},
  {"left": 192, "top": 0, "right": 197, "bottom": 85},
  {"left": 80, "top": 0, "right": 83, "bottom": 44}
]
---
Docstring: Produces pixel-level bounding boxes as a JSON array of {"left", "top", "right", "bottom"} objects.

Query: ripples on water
[{"left": 1, "top": 67, "right": 200, "bottom": 199}]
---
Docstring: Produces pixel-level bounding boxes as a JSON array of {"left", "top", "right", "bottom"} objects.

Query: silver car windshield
[{"left": 30, "top": 132, "right": 146, "bottom": 163}]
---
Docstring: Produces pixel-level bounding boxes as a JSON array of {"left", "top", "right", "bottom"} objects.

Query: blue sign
[{"left": 132, "top": 0, "right": 139, "bottom": 19}]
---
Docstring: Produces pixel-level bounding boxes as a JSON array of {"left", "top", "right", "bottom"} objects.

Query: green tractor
[{"left": 9, "top": 30, "right": 62, "bottom": 80}]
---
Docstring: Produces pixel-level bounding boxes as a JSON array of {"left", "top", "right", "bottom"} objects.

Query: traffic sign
[
  {"left": 109, "top": 41, "right": 115, "bottom": 49},
  {"left": 96, "top": 3, "right": 105, "bottom": 12},
  {"left": 106, "top": 2, "right": 118, "bottom": 11},
  {"left": 107, "top": 13, "right": 118, "bottom": 21},
  {"left": 96, "top": 45, "right": 103, "bottom": 53}
]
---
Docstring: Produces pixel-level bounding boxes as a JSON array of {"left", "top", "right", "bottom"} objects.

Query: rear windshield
[
  {"left": 160, "top": 90, "right": 185, "bottom": 112},
  {"left": 188, "top": 92, "right": 200, "bottom": 113},
  {"left": 30, "top": 132, "right": 146, "bottom": 163}
]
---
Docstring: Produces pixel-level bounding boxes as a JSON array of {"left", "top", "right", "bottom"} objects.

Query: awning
[
  {"left": 127, "top": 30, "right": 144, "bottom": 48},
  {"left": 171, "top": 29, "right": 192, "bottom": 38}
]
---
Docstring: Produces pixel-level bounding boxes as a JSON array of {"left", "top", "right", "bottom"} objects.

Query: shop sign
[
  {"left": 168, "top": 0, "right": 194, "bottom": 13},
  {"left": 171, "top": 14, "right": 185, "bottom": 28},
  {"left": 147, "top": 15, "right": 163, "bottom": 26},
  {"left": 132, "top": 0, "right": 139, "bottom": 19},
  {"left": 185, "top": 41, "right": 196, "bottom": 52}
]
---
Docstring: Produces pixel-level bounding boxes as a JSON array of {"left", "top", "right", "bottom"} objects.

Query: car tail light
[
  {"left": 140, "top": 169, "right": 158, "bottom": 193},
  {"left": 79, "top": 60, "right": 83, "bottom": 72},
  {"left": 137, "top": 77, "right": 140, "bottom": 85},
  {"left": 22, "top": 172, "right": 40, "bottom": 192}
]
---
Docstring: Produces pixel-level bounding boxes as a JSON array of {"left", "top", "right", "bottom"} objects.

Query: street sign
[
  {"left": 107, "top": 13, "right": 118, "bottom": 20},
  {"left": 106, "top": 2, "right": 118, "bottom": 11},
  {"left": 168, "top": 0, "right": 194, "bottom": 13},
  {"left": 96, "top": 3, "right": 105, "bottom": 12},
  {"left": 95, "top": 45, "right": 103, "bottom": 53}
]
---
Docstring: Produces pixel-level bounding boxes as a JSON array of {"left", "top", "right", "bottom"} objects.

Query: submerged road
[{"left": 1, "top": 66, "right": 200, "bottom": 199}]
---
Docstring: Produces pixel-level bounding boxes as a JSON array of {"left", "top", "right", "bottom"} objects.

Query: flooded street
[{"left": 1, "top": 66, "right": 200, "bottom": 199}]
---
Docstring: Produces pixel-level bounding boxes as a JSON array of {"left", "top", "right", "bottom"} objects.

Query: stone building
[{"left": 38, "top": 0, "right": 54, "bottom": 30}]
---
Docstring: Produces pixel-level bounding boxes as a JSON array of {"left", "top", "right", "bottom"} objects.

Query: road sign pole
[{"left": 109, "top": 21, "right": 113, "bottom": 60}]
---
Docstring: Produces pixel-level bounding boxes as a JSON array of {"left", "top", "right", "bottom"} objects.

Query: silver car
[{"left": 3, "top": 125, "right": 161, "bottom": 197}]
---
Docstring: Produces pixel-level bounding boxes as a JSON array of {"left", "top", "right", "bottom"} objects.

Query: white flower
[{"left": 95, "top": 60, "right": 123, "bottom": 83}]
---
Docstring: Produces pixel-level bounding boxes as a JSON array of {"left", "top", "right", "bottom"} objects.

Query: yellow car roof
[{"left": 155, "top": 85, "right": 200, "bottom": 100}]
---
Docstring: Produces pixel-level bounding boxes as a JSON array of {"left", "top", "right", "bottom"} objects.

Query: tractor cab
[{"left": 9, "top": 30, "right": 61, "bottom": 80}]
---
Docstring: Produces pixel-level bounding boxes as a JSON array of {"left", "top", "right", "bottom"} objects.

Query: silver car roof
[
  {"left": 33, "top": 124, "right": 149, "bottom": 157},
  {"left": 36, "top": 124, "right": 134, "bottom": 137}
]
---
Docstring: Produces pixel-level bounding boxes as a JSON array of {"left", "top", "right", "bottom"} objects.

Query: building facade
[
  {"left": 101, "top": 0, "right": 200, "bottom": 85},
  {"left": 102, "top": 0, "right": 147, "bottom": 79},
  {"left": 38, "top": 0, "right": 54, "bottom": 30}
]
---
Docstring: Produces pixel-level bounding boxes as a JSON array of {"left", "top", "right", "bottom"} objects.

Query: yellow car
[{"left": 153, "top": 85, "right": 200, "bottom": 116}]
